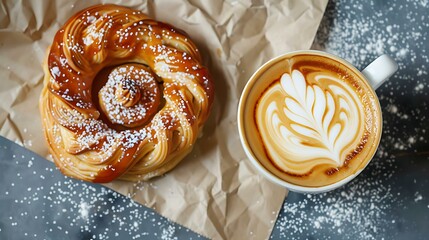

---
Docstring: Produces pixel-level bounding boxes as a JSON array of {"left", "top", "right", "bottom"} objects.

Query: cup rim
[{"left": 237, "top": 50, "right": 383, "bottom": 193}]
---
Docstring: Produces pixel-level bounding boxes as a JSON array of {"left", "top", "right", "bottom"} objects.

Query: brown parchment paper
[{"left": 0, "top": 0, "right": 327, "bottom": 239}]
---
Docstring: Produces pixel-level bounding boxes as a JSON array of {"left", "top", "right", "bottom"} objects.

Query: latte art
[
  {"left": 240, "top": 52, "right": 382, "bottom": 188},
  {"left": 256, "top": 69, "right": 365, "bottom": 175}
]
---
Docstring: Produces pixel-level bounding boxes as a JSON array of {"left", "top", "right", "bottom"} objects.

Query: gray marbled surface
[{"left": 1, "top": 0, "right": 428, "bottom": 239}]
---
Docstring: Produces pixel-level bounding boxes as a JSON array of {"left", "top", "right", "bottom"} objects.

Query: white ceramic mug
[{"left": 237, "top": 50, "right": 398, "bottom": 193}]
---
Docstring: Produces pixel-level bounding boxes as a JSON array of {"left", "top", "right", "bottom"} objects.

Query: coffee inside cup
[{"left": 242, "top": 53, "right": 382, "bottom": 187}]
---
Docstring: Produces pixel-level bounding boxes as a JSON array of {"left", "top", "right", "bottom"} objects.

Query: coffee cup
[{"left": 237, "top": 50, "right": 398, "bottom": 193}]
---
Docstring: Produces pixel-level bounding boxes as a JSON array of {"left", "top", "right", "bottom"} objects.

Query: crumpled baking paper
[{"left": 0, "top": 0, "right": 327, "bottom": 239}]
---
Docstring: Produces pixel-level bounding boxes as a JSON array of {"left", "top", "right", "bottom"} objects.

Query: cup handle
[{"left": 361, "top": 54, "right": 399, "bottom": 90}]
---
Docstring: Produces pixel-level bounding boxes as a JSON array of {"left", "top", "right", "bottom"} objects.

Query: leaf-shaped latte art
[{"left": 256, "top": 70, "right": 364, "bottom": 175}]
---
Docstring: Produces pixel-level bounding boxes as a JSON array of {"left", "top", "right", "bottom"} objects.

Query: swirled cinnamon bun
[{"left": 40, "top": 4, "right": 214, "bottom": 183}]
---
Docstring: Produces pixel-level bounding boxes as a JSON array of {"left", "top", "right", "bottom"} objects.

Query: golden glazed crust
[{"left": 40, "top": 4, "right": 214, "bottom": 183}]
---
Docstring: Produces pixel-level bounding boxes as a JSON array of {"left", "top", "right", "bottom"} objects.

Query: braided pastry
[{"left": 39, "top": 4, "right": 214, "bottom": 183}]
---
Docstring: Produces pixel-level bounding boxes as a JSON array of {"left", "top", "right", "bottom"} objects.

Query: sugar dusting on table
[
  {"left": 1, "top": 144, "right": 204, "bottom": 239},
  {"left": 273, "top": 0, "right": 429, "bottom": 239},
  {"left": 274, "top": 148, "right": 400, "bottom": 239}
]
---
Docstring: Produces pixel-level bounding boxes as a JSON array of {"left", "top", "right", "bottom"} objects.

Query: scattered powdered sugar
[
  {"left": 0, "top": 144, "right": 204, "bottom": 239},
  {"left": 99, "top": 65, "right": 159, "bottom": 126},
  {"left": 414, "top": 192, "right": 423, "bottom": 202}
]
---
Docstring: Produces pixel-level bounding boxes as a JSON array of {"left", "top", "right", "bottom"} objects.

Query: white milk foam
[{"left": 256, "top": 70, "right": 363, "bottom": 175}]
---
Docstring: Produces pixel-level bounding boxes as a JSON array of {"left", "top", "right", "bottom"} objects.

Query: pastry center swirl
[
  {"left": 116, "top": 79, "right": 142, "bottom": 107},
  {"left": 99, "top": 64, "right": 161, "bottom": 128}
]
